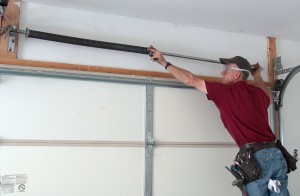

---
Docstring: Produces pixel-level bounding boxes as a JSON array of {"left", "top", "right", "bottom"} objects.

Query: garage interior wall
[{"left": 0, "top": 1, "right": 299, "bottom": 195}]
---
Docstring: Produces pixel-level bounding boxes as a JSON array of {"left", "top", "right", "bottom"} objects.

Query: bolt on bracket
[
  {"left": 275, "top": 56, "right": 297, "bottom": 75},
  {"left": 8, "top": 25, "right": 16, "bottom": 52}
]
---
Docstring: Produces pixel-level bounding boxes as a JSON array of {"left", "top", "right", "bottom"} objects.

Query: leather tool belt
[{"left": 239, "top": 141, "right": 277, "bottom": 154}]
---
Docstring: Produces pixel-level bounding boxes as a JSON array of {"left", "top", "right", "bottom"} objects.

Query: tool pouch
[
  {"left": 226, "top": 150, "right": 261, "bottom": 186},
  {"left": 276, "top": 140, "right": 297, "bottom": 173}
]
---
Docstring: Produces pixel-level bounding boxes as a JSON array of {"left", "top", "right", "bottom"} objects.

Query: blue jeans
[{"left": 244, "top": 148, "right": 290, "bottom": 196}]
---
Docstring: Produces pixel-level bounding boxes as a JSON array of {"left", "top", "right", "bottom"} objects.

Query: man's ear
[{"left": 234, "top": 71, "right": 241, "bottom": 79}]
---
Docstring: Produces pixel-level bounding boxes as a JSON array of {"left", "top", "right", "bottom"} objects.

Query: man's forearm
[
  {"left": 166, "top": 64, "right": 194, "bottom": 85},
  {"left": 148, "top": 46, "right": 206, "bottom": 93},
  {"left": 166, "top": 64, "right": 207, "bottom": 93}
]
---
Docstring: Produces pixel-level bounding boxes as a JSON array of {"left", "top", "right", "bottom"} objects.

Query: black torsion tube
[
  {"left": 25, "top": 28, "right": 149, "bottom": 55},
  {"left": 24, "top": 28, "right": 221, "bottom": 64}
]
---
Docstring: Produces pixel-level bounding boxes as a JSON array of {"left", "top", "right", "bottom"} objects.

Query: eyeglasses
[{"left": 222, "top": 67, "right": 250, "bottom": 74}]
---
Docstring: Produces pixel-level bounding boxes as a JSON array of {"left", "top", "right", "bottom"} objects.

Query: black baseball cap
[{"left": 219, "top": 56, "right": 251, "bottom": 78}]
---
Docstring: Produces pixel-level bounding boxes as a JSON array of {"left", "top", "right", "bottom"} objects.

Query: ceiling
[{"left": 23, "top": 0, "right": 300, "bottom": 42}]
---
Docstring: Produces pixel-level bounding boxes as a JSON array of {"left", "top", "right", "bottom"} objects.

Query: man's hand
[
  {"left": 251, "top": 63, "right": 262, "bottom": 78},
  {"left": 147, "top": 45, "right": 167, "bottom": 67},
  {"left": 147, "top": 45, "right": 207, "bottom": 93}
]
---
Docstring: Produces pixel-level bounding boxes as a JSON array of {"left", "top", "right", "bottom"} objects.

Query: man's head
[{"left": 219, "top": 56, "right": 251, "bottom": 83}]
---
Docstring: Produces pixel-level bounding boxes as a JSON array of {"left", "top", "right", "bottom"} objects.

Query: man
[{"left": 148, "top": 46, "right": 289, "bottom": 195}]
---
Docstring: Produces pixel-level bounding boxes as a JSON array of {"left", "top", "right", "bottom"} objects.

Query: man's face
[{"left": 221, "top": 63, "right": 240, "bottom": 84}]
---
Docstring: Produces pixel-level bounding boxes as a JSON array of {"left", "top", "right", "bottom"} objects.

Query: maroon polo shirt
[{"left": 205, "top": 81, "right": 275, "bottom": 147}]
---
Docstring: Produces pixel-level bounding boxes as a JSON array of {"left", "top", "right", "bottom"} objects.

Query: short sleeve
[{"left": 205, "top": 81, "right": 229, "bottom": 107}]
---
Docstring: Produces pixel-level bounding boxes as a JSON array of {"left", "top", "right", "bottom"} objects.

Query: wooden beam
[
  {"left": 267, "top": 37, "right": 280, "bottom": 139},
  {"left": 0, "top": 58, "right": 269, "bottom": 85},
  {"left": 0, "top": 0, "right": 20, "bottom": 59},
  {"left": 0, "top": 58, "right": 223, "bottom": 83},
  {"left": 267, "top": 37, "right": 276, "bottom": 87}
]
